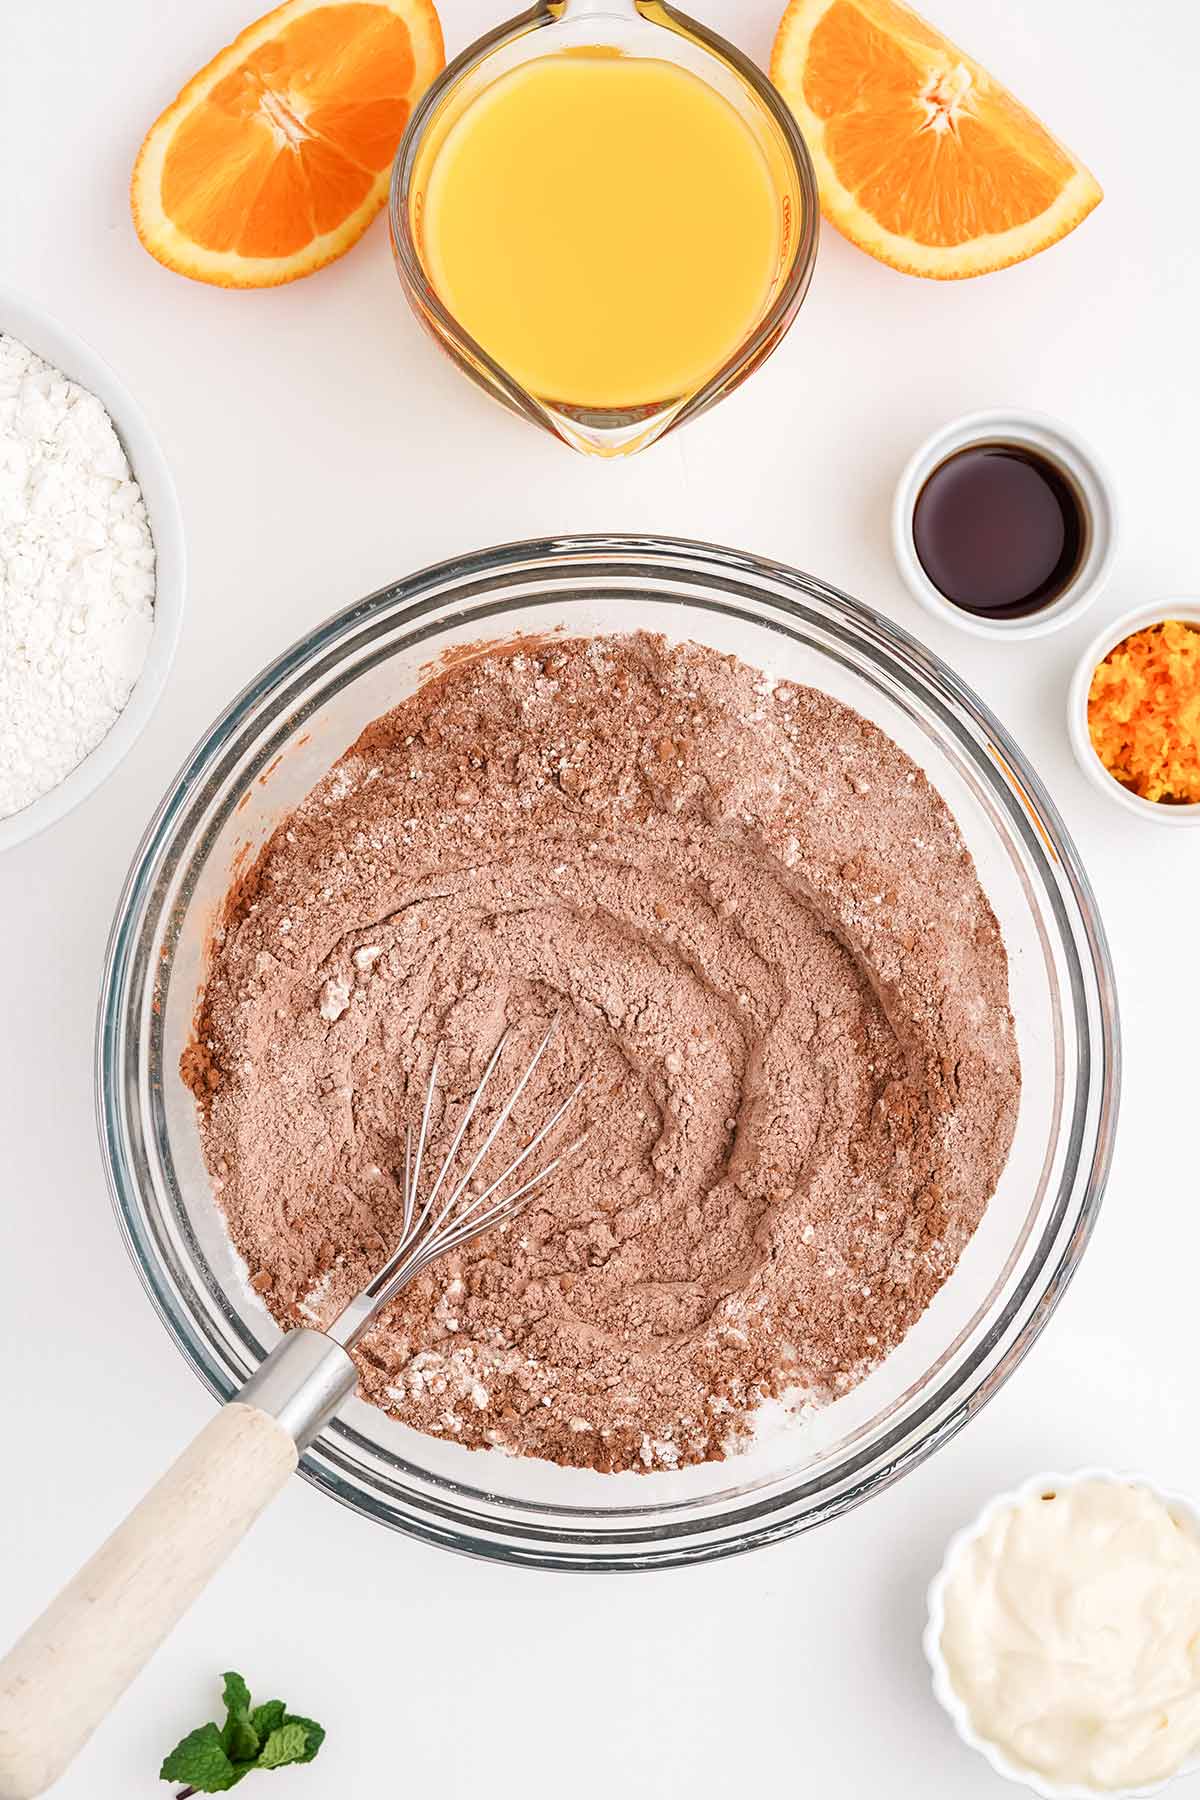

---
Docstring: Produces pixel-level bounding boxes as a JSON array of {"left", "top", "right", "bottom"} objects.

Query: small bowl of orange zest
[{"left": 1069, "top": 601, "right": 1200, "bottom": 824}]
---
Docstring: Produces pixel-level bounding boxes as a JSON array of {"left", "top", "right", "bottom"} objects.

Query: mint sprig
[{"left": 160, "top": 1672, "right": 325, "bottom": 1795}]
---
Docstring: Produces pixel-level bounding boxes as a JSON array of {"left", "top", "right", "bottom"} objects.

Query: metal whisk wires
[{"left": 329, "top": 1016, "right": 586, "bottom": 1349}]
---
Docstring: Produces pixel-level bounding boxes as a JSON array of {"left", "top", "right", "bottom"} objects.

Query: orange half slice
[
  {"left": 771, "top": 0, "right": 1101, "bottom": 278},
  {"left": 132, "top": 0, "right": 444, "bottom": 287}
]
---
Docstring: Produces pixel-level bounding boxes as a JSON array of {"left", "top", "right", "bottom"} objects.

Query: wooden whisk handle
[{"left": 0, "top": 1404, "right": 296, "bottom": 1799}]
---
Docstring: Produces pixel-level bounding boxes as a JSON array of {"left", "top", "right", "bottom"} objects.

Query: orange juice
[{"left": 418, "top": 52, "right": 781, "bottom": 410}]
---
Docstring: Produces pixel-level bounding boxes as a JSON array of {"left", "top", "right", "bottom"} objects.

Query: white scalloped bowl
[
  {"left": 925, "top": 1468, "right": 1200, "bottom": 1798},
  {"left": 1068, "top": 603, "right": 1200, "bottom": 826},
  {"left": 891, "top": 409, "right": 1118, "bottom": 641},
  {"left": 0, "top": 286, "right": 185, "bottom": 853}
]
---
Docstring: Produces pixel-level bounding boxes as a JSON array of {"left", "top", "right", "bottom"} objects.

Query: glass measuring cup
[{"left": 389, "top": 1, "right": 819, "bottom": 456}]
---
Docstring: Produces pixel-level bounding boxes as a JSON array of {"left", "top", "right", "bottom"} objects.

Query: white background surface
[{"left": 3, "top": 0, "right": 1199, "bottom": 1794}]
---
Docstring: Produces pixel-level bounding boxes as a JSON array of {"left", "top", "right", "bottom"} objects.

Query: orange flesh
[
  {"left": 160, "top": 4, "right": 416, "bottom": 257},
  {"left": 800, "top": 0, "right": 1078, "bottom": 246}
]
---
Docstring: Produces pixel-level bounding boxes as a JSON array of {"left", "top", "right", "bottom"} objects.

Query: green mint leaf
[
  {"left": 161, "top": 1722, "right": 243, "bottom": 1793},
  {"left": 222, "top": 1672, "right": 253, "bottom": 1722},
  {"left": 250, "top": 1701, "right": 287, "bottom": 1739},
  {"left": 224, "top": 1719, "right": 261, "bottom": 1764},
  {"left": 223, "top": 1670, "right": 255, "bottom": 1713},
  {"left": 162, "top": 1676, "right": 324, "bottom": 1789},
  {"left": 220, "top": 1671, "right": 260, "bottom": 1763},
  {"left": 279, "top": 1715, "right": 325, "bottom": 1765},
  {"left": 257, "top": 1724, "right": 312, "bottom": 1771}
]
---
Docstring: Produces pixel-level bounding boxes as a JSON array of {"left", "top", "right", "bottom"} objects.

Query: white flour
[{"left": 0, "top": 333, "right": 156, "bottom": 820}]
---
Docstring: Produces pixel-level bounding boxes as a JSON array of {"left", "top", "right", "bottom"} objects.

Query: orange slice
[
  {"left": 771, "top": 0, "right": 1101, "bottom": 278},
  {"left": 132, "top": 0, "right": 444, "bottom": 287}
]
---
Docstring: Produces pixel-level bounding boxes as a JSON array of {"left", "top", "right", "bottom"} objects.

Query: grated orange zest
[{"left": 1087, "top": 620, "right": 1200, "bottom": 805}]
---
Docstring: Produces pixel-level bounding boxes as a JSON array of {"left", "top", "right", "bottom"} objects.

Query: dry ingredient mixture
[
  {"left": 186, "top": 633, "right": 1019, "bottom": 1474},
  {"left": 1087, "top": 618, "right": 1200, "bottom": 804},
  {"left": 0, "top": 334, "right": 155, "bottom": 820}
]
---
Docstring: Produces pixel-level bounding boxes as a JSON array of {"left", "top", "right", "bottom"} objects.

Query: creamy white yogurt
[{"left": 940, "top": 1479, "right": 1200, "bottom": 1792}]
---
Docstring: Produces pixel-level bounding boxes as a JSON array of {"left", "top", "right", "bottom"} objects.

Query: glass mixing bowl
[{"left": 97, "top": 537, "right": 1119, "bottom": 1570}]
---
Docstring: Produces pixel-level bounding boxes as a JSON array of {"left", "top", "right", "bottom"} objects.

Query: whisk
[
  {"left": 330, "top": 1015, "right": 585, "bottom": 1350},
  {"left": 0, "top": 1018, "right": 586, "bottom": 1800}
]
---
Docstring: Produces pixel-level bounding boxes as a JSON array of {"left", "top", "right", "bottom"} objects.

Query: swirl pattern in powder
[{"left": 185, "top": 633, "right": 1019, "bottom": 1473}]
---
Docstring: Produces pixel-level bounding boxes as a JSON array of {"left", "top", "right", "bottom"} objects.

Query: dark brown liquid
[{"left": 913, "top": 443, "right": 1086, "bottom": 618}]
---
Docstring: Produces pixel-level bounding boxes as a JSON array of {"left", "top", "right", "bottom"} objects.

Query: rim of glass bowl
[
  {"left": 96, "top": 535, "right": 1120, "bottom": 1571},
  {"left": 387, "top": 3, "right": 821, "bottom": 453}
]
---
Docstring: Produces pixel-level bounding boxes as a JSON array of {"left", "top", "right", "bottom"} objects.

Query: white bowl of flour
[{"left": 0, "top": 287, "right": 184, "bottom": 851}]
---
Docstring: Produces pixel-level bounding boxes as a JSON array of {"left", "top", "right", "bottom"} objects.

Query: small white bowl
[
  {"left": 892, "top": 409, "right": 1118, "bottom": 640},
  {"left": 1069, "top": 600, "right": 1200, "bottom": 827},
  {"left": 0, "top": 286, "right": 185, "bottom": 853},
  {"left": 925, "top": 1468, "right": 1200, "bottom": 1799}
]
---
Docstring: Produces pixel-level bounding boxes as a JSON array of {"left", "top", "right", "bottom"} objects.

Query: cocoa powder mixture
[{"left": 185, "top": 633, "right": 1019, "bottom": 1473}]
